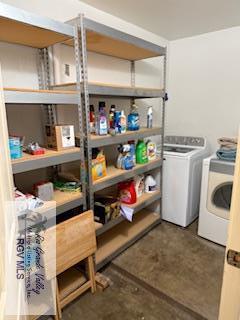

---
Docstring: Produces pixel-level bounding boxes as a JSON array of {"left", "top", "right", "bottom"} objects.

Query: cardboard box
[{"left": 45, "top": 125, "right": 75, "bottom": 151}]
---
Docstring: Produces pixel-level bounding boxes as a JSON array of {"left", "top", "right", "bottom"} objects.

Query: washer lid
[{"left": 164, "top": 146, "right": 195, "bottom": 154}]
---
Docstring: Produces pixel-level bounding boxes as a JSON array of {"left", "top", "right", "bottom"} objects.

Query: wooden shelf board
[
  {"left": 90, "top": 127, "right": 162, "bottom": 147},
  {"left": 0, "top": 16, "right": 71, "bottom": 48},
  {"left": 96, "top": 209, "right": 159, "bottom": 265},
  {"left": 93, "top": 158, "right": 161, "bottom": 191},
  {"left": 53, "top": 190, "right": 82, "bottom": 207},
  {"left": 53, "top": 81, "right": 162, "bottom": 92},
  {"left": 65, "top": 31, "right": 162, "bottom": 60},
  {"left": 126, "top": 190, "right": 161, "bottom": 209},
  {"left": 4, "top": 87, "right": 77, "bottom": 95},
  {"left": 52, "top": 82, "right": 164, "bottom": 99},
  {"left": 12, "top": 148, "right": 80, "bottom": 165},
  {"left": 11, "top": 148, "right": 81, "bottom": 175}
]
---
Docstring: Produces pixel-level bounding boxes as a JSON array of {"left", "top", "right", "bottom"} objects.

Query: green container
[{"left": 136, "top": 140, "right": 148, "bottom": 164}]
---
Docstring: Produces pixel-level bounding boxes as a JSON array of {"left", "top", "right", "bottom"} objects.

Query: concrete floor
[{"left": 61, "top": 220, "right": 225, "bottom": 320}]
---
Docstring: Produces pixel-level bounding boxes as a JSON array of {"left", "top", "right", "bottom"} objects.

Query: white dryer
[
  {"left": 162, "top": 136, "right": 209, "bottom": 227},
  {"left": 198, "top": 156, "right": 234, "bottom": 245}
]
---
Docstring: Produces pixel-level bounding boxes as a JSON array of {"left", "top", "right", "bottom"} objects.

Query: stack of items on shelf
[
  {"left": 14, "top": 188, "right": 44, "bottom": 214},
  {"left": 94, "top": 173, "right": 158, "bottom": 225},
  {"left": 90, "top": 101, "right": 153, "bottom": 136},
  {"left": 91, "top": 138, "right": 157, "bottom": 181},
  {"left": 216, "top": 137, "right": 238, "bottom": 162},
  {"left": 119, "top": 174, "right": 157, "bottom": 205},
  {"left": 14, "top": 173, "right": 82, "bottom": 213},
  {"left": 9, "top": 124, "right": 76, "bottom": 160},
  {"left": 116, "top": 139, "right": 157, "bottom": 170}
]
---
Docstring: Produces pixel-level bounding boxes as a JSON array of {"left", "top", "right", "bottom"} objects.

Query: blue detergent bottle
[{"left": 128, "top": 104, "right": 140, "bottom": 131}]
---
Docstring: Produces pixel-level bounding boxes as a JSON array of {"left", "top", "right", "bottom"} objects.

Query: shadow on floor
[
  {"left": 61, "top": 220, "right": 225, "bottom": 320},
  {"left": 113, "top": 220, "right": 225, "bottom": 320}
]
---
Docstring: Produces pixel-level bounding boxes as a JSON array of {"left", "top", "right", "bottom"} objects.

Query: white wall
[{"left": 167, "top": 27, "right": 240, "bottom": 152}]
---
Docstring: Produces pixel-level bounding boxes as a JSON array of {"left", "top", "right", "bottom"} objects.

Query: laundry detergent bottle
[
  {"left": 136, "top": 140, "right": 148, "bottom": 164},
  {"left": 128, "top": 104, "right": 139, "bottom": 131}
]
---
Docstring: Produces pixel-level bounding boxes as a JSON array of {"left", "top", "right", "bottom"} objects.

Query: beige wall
[{"left": 167, "top": 27, "right": 240, "bottom": 152}]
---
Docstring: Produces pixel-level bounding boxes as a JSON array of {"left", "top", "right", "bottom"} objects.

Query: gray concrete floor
[{"left": 61, "top": 220, "right": 225, "bottom": 320}]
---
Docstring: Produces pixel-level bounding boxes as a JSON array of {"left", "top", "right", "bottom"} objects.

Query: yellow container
[{"left": 92, "top": 153, "right": 107, "bottom": 181}]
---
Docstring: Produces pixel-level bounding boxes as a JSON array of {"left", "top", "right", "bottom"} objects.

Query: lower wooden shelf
[
  {"left": 58, "top": 267, "right": 87, "bottom": 301},
  {"left": 96, "top": 190, "right": 161, "bottom": 236},
  {"left": 95, "top": 209, "right": 160, "bottom": 270}
]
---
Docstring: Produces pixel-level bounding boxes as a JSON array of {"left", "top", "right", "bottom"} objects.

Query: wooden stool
[{"left": 43, "top": 210, "right": 97, "bottom": 319}]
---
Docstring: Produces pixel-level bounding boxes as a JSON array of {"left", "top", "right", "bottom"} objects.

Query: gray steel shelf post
[
  {"left": 160, "top": 52, "right": 167, "bottom": 218},
  {"left": 130, "top": 60, "right": 135, "bottom": 106},
  {"left": 74, "top": 19, "right": 87, "bottom": 211},
  {"left": 77, "top": 14, "right": 94, "bottom": 210}
]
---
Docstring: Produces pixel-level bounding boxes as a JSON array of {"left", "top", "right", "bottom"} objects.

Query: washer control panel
[{"left": 164, "top": 136, "right": 205, "bottom": 147}]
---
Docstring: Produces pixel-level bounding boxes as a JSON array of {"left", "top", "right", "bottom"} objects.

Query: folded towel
[
  {"left": 216, "top": 148, "right": 236, "bottom": 162},
  {"left": 218, "top": 137, "right": 238, "bottom": 150}
]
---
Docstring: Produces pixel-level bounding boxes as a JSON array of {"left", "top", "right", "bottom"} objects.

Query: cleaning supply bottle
[
  {"left": 90, "top": 104, "right": 95, "bottom": 134},
  {"left": 118, "top": 180, "right": 137, "bottom": 204},
  {"left": 136, "top": 140, "right": 148, "bottom": 164},
  {"left": 147, "top": 106, "right": 153, "bottom": 128},
  {"left": 116, "top": 144, "right": 134, "bottom": 170},
  {"left": 97, "top": 101, "right": 108, "bottom": 135},
  {"left": 128, "top": 104, "right": 139, "bottom": 131},
  {"left": 109, "top": 105, "right": 115, "bottom": 129},
  {"left": 134, "top": 175, "right": 145, "bottom": 198},
  {"left": 145, "top": 175, "right": 157, "bottom": 193},
  {"left": 147, "top": 140, "right": 157, "bottom": 161},
  {"left": 120, "top": 110, "right": 126, "bottom": 133},
  {"left": 128, "top": 140, "right": 136, "bottom": 165}
]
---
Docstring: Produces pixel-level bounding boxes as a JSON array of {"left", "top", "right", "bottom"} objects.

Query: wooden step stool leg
[
  {"left": 87, "top": 255, "right": 96, "bottom": 293},
  {"left": 50, "top": 278, "right": 61, "bottom": 320}
]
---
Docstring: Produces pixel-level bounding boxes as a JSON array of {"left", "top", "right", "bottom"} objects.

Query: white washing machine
[
  {"left": 198, "top": 156, "right": 234, "bottom": 245},
  {"left": 162, "top": 136, "right": 209, "bottom": 227}
]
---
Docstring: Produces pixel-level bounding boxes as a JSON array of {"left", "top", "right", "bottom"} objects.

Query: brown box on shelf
[
  {"left": 94, "top": 196, "right": 121, "bottom": 225},
  {"left": 45, "top": 125, "right": 75, "bottom": 151}
]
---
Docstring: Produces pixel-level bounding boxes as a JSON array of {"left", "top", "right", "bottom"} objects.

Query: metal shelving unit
[
  {"left": 72, "top": 15, "right": 167, "bottom": 269},
  {"left": 0, "top": 2, "right": 86, "bottom": 211}
]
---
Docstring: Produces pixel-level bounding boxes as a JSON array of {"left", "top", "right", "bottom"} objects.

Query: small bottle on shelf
[
  {"left": 96, "top": 101, "right": 108, "bottom": 136},
  {"left": 120, "top": 110, "right": 126, "bottom": 133},
  {"left": 90, "top": 104, "right": 95, "bottom": 134},
  {"left": 109, "top": 105, "right": 116, "bottom": 129},
  {"left": 128, "top": 104, "right": 140, "bottom": 131},
  {"left": 147, "top": 106, "right": 153, "bottom": 128}
]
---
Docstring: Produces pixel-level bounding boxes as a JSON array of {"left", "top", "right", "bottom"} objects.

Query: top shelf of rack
[
  {"left": 66, "top": 17, "right": 166, "bottom": 61},
  {"left": 0, "top": 2, "right": 74, "bottom": 48}
]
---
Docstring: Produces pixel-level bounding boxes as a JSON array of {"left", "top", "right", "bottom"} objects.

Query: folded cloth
[
  {"left": 218, "top": 137, "right": 238, "bottom": 149},
  {"left": 216, "top": 148, "right": 236, "bottom": 162}
]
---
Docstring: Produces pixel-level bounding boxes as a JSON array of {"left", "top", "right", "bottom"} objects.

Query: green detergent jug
[{"left": 136, "top": 140, "right": 148, "bottom": 164}]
